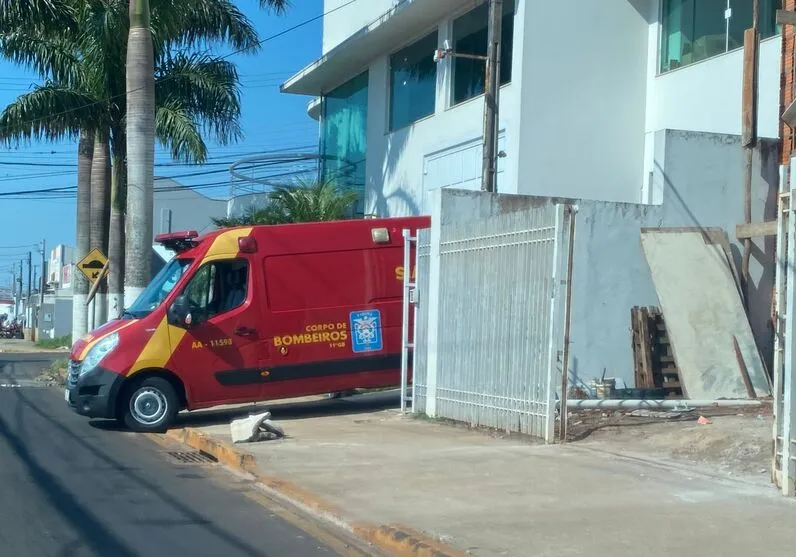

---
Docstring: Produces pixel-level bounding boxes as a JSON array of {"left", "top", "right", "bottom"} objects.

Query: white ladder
[{"left": 400, "top": 228, "right": 420, "bottom": 413}]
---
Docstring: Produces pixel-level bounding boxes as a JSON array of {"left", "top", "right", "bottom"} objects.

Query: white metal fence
[
  {"left": 411, "top": 229, "right": 432, "bottom": 413},
  {"left": 408, "top": 199, "right": 571, "bottom": 442}
]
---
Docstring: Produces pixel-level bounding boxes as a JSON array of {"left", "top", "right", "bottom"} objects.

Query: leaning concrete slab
[{"left": 640, "top": 228, "right": 771, "bottom": 399}]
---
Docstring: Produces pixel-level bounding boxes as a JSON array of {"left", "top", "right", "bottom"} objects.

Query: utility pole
[
  {"left": 17, "top": 260, "right": 23, "bottom": 322},
  {"left": 741, "top": 0, "right": 760, "bottom": 308},
  {"left": 481, "top": 0, "right": 503, "bottom": 193},
  {"left": 38, "top": 240, "right": 46, "bottom": 335},
  {"left": 39, "top": 240, "right": 46, "bottom": 308},
  {"left": 27, "top": 251, "right": 32, "bottom": 327},
  {"left": 11, "top": 267, "right": 17, "bottom": 318}
]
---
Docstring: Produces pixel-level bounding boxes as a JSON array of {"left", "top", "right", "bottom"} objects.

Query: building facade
[{"left": 282, "top": 0, "right": 783, "bottom": 215}]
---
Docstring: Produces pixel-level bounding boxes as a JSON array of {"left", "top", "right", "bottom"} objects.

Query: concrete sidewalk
[
  {"left": 177, "top": 392, "right": 796, "bottom": 557},
  {"left": 0, "top": 339, "right": 68, "bottom": 354}
]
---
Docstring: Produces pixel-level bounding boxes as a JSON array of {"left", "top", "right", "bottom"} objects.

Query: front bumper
[{"left": 65, "top": 361, "right": 125, "bottom": 419}]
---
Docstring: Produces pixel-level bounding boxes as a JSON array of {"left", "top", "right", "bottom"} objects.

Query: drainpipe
[{"left": 565, "top": 399, "right": 763, "bottom": 410}]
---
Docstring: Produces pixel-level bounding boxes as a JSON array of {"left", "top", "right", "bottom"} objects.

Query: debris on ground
[
  {"left": 36, "top": 358, "right": 68, "bottom": 387},
  {"left": 697, "top": 415, "right": 712, "bottom": 425},
  {"left": 626, "top": 409, "right": 691, "bottom": 419},
  {"left": 567, "top": 404, "right": 772, "bottom": 480},
  {"left": 230, "top": 411, "right": 285, "bottom": 443}
]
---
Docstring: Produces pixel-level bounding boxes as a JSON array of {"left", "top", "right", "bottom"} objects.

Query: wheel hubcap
[{"left": 130, "top": 387, "right": 167, "bottom": 426}]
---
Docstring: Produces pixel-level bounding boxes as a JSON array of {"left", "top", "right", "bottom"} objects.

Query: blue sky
[{"left": 0, "top": 0, "right": 324, "bottom": 288}]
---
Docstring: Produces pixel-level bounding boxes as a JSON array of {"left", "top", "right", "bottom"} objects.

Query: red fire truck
[{"left": 66, "top": 216, "right": 429, "bottom": 431}]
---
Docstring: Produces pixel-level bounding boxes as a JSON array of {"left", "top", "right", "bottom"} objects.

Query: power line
[{"left": 0, "top": 0, "right": 358, "bottom": 137}]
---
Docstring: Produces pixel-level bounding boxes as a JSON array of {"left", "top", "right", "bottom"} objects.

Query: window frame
[
  {"left": 387, "top": 30, "right": 440, "bottom": 133},
  {"left": 658, "top": 0, "right": 783, "bottom": 75},
  {"left": 449, "top": 0, "right": 516, "bottom": 108},
  {"left": 180, "top": 258, "right": 251, "bottom": 323}
]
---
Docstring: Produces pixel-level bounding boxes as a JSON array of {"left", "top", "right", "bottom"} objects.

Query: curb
[{"left": 163, "top": 427, "right": 466, "bottom": 557}]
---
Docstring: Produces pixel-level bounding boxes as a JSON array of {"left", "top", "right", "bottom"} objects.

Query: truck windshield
[{"left": 124, "top": 258, "right": 193, "bottom": 318}]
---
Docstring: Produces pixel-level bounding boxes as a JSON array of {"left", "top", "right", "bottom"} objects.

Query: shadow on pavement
[
  {"left": 3, "top": 387, "right": 275, "bottom": 557},
  {"left": 174, "top": 390, "right": 402, "bottom": 429},
  {"left": 0, "top": 396, "right": 137, "bottom": 557},
  {"left": 87, "top": 419, "right": 128, "bottom": 432}
]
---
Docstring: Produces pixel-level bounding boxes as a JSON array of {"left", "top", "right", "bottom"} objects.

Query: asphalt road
[{"left": 0, "top": 353, "right": 367, "bottom": 557}]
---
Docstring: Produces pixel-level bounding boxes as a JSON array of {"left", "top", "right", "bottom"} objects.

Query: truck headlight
[{"left": 79, "top": 332, "right": 119, "bottom": 376}]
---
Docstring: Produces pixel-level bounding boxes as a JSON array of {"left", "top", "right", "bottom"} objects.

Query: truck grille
[{"left": 67, "top": 361, "right": 81, "bottom": 388}]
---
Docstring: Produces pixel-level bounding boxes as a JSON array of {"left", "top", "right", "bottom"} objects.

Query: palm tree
[
  {"left": 125, "top": 0, "right": 289, "bottom": 305},
  {"left": 72, "top": 129, "right": 93, "bottom": 342},
  {"left": 212, "top": 179, "right": 360, "bottom": 227},
  {"left": 0, "top": 0, "right": 271, "bottom": 325},
  {"left": 125, "top": 0, "right": 155, "bottom": 305},
  {"left": 90, "top": 131, "right": 111, "bottom": 324}
]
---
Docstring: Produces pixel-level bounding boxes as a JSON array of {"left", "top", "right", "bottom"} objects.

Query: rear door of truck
[{"left": 258, "top": 223, "right": 409, "bottom": 397}]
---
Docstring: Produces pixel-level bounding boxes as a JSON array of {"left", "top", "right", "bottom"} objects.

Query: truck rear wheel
[{"left": 122, "top": 377, "right": 178, "bottom": 433}]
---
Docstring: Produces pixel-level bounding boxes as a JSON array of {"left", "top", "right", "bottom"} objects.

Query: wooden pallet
[{"left": 631, "top": 306, "right": 683, "bottom": 398}]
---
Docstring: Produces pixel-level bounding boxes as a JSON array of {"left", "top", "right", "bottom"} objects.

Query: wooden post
[{"left": 741, "top": 3, "right": 760, "bottom": 309}]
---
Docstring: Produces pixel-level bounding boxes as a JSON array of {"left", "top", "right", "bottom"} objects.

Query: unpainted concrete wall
[
  {"left": 566, "top": 130, "right": 777, "bottom": 390},
  {"left": 432, "top": 129, "right": 778, "bottom": 391}
]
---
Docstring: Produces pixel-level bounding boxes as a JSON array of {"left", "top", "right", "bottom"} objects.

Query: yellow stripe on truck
[
  {"left": 124, "top": 228, "right": 252, "bottom": 374},
  {"left": 203, "top": 227, "right": 253, "bottom": 260},
  {"left": 128, "top": 316, "right": 187, "bottom": 376},
  {"left": 78, "top": 320, "right": 138, "bottom": 361}
]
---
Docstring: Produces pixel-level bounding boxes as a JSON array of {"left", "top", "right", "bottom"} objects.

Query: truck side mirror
[{"left": 168, "top": 295, "right": 192, "bottom": 329}]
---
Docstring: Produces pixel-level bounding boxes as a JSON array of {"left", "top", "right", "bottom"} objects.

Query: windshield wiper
[{"left": 121, "top": 309, "right": 137, "bottom": 319}]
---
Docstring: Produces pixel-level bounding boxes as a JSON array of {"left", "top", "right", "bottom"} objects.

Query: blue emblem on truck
[{"left": 349, "top": 310, "right": 383, "bottom": 353}]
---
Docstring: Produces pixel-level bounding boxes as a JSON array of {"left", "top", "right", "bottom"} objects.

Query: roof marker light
[{"left": 239, "top": 236, "right": 258, "bottom": 253}]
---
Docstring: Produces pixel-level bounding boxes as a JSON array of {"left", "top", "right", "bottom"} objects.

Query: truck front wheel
[{"left": 121, "top": 377, "right": 178, "bottom": 433}]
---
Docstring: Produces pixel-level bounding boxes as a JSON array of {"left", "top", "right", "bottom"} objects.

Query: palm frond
[
  {"left": 151, "top": 0, "right": 261, "bottom": 53},
  {"left": 0, "top": 84, "right": 103, "bottom": 143},
  {"left": 156, "top": 52, "right": 242, "bottom": 146},
  {"left": 155, "top": 100, "right": 207, "bottom": 163},
  {"left": 0, "top": 0, "right": 76, "bottom": 34},
  {"left": 268, "top": 179, "right": 358, "bottom": 223},
  {"left": 258, "top": 0, "right": 290, "bottom": 13},
  {"left": 0, "top": 31, "right": 82, "bottom": 85}
]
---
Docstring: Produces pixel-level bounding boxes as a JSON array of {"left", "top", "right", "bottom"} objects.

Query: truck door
[{"left": 168, "top": 257, "right": 266, "bottom": 406}]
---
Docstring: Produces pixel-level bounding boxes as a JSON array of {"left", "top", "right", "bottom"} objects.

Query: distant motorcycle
[{"left": 0, "top": 322, "right": 23, "bottom": 339}]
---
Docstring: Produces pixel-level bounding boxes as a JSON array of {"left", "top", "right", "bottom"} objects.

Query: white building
[{"left": 282, "top": 0, "right": 783, "bottom": 214}]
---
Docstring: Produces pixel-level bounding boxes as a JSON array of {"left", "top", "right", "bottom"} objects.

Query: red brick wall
[{"left": 782, "top": 0, "right": 796, "bottom": 164}]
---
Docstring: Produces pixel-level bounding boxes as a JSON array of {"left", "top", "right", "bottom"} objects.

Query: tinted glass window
[
  {"left": 389, "top": 32, "right": 438, "bottom": 130},
  {"left": 452, "top": 0, "right": 515, "bottom": 105},
  {"left": 182, "top": 259, "right": 249, "bottom": 321}
]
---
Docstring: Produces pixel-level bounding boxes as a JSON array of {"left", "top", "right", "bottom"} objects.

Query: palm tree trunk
[
  {"left": 125, "top": 0, "right": 155, "bottom": 305},
  {"left": 89, "top": 131, "right": 111, "bottom": 327},
  {"left": 108, "top": 132, "right": 126, "bottom": 321},
  {"left": 71, "top": 129, "right": 94, "bottom": 343}
]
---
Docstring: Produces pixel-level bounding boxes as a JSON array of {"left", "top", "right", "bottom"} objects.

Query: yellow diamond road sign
[{"left": 77, "top": 248, "right": 108, "bottom": 285}]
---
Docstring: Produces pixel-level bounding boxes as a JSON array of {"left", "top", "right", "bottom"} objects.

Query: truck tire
[{"left": 122, "top": 377, "right": 178, "bottom": 433}]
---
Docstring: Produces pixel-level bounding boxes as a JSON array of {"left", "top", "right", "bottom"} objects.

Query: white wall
[
  {"left": 322, "top": 0, "right": 397, "bottom": 54},
  {"left": 366, "top": 0, "right": 652, "bottom": 216},
  {"left": 365, "top": 2, "right": 527, "bottom": 217},
  {"left": 647, "top": 37, "right": 781, "bottom": 139},
  {"left": 517, "top": 0, "right": 651, "bottom": 204}
]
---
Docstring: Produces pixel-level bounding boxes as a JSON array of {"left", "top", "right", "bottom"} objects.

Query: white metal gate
[{"left": 402, "top": 198, "right": 571, "bottom": 443}]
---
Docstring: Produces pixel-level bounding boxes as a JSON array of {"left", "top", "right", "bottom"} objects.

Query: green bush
[{"left": 36, "top": 335, "right": 71, "bottom": 349}]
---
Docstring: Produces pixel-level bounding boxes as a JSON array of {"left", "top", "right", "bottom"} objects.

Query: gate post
[{"left": 782, "top": 160, "right": 796, "bottom": 496}]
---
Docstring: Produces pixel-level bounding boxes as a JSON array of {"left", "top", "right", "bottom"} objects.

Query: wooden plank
[
  {"left": 742, "top": 28, "right": 758, "bottom": 147},
  {"left": 777, "top": 9, "right": 796, "bottom": 27},
  {"left": 638, "top": 307, "right": 654, "bottom": 389},
  {"left": 736, "top": 220, "right": 777, "bottom": 239},
  {"left": 733, "top": 334, "right": 757, "bottom": 399}
]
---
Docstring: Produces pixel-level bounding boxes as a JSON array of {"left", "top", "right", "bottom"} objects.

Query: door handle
[{"left": 234, "top": 326, "right": 257, "bottom": 337}]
